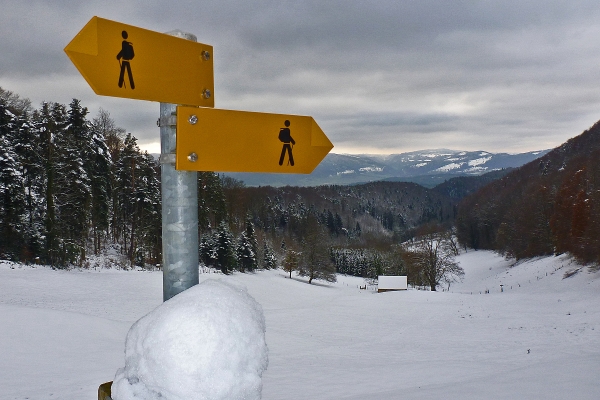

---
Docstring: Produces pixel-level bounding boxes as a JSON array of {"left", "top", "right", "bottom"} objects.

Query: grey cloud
[{"left": 2, "top": 0, "right": 600, "bottom": 154}]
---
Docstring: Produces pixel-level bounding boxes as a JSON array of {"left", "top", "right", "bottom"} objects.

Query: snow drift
[{"left": 111, "top": 279, "right": 268, "bottom": 400}]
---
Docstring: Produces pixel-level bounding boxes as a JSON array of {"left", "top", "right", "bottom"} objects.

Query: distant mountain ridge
[{"left": 225, "top": 149, "right": 550, "bottom": 187}]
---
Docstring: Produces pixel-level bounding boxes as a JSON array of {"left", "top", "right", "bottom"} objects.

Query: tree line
[
  {"left": 27, "top": 82, "right": 600, "bottom": 288},
  {"left": 0, "top": 88, "right": 160, "bottom": 267},
  {"left": 1, "top": 87, "right": 466, "bottom": 288}
]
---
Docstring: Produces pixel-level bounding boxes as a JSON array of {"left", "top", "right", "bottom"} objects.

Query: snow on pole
[{"left": 111, "top": 279, "right": 269, "bottom": 400}]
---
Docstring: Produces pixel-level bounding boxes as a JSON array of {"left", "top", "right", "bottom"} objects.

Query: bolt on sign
[
  {"left": 64, "top": 16, "right": 214, "bottom": 107},
  {"left": 176, "top": 106, "right": 333, "bottom": 174}
]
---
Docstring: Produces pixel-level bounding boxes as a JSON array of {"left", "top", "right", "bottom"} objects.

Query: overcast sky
[{"left": 2, "top": 0, "right": 600, "bottom": 155}]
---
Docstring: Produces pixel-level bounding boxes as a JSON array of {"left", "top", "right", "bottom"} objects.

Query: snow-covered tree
[
  {"left": 52, "top": 99, "right": 92, "bottom": 265},
  {"left": 215, "top": 220, "right": 237, "bottom": 274},
  {"left": 198, "top": 172, "right": 228, "bottom": 233},
  {"left": 114, "top": 133, "right": 161, "bottom": 265},
  {"left": 33, "top": 102, "right": 70, "bottom": 266},
  {"left": 263, "top": 241, "right": 277, "bottom": 270},
  {"left": 0, "top": 99, "right": 26, "bottom": 259},
  {"left": 200, "top": 232, "right": 218, "bottom": 267},
  {"left": 92, "top": 108, "right": 126, "bottom": 163},
  {"left": 13, "top": 105, "right": 45, "bottom": 259},
  {"left": 88, "top": 112, "right": 113, "bottom": 255},
  {"left": 236, "top": 216, "right": 258, "bottom": 272},
  {"left": 236, "top": 232, "right": 255, "bottom": 272},
  {"left": 134, "top": 152, "right": 161, "bottom": 265}
]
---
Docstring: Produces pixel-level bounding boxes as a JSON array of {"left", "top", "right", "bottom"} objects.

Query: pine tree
[
  {"left": 0, "top": 99, "right": 26, "bottom": 260},
  {"left": 263, "top": 241, "right": 277, "bottom": 270},
  {"left": 33, "top": 102, "right": 69, "bottom": 266},
  {"left": 88, "top": 113, "right": 113, "bottom": 255},
  {"left": 198, "top": 172, "right": 228, "bottom": 233},
  {"left": 236, "top": 216, "right": 258, "bottom": 272},
  {"left": 215, "top": 220, "right": 237, "bottom": 274},
  {"left": 13, "top": 105, "right": 45, "bottom": 260},
  {"left": 52, "top": 99, "right": 92, "bottom": 265},
  {"left": 92, "top": 108, "right": 126, "bottom": 243},
  {"left": 199, "top": 232, "right": 218, "bottom": 267},
  {"left": 114, "top": 133, "right": 151, "bottom": 264},
  {"left": 236, "top": 232, "right": 255, "bottom": 272},
  {"left": 133, "top": 152, "right": 161, "bottom": 265}
]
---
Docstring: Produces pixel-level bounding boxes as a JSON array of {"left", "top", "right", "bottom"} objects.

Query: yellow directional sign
[
  {"left": 64, "top": 16, "right": 214, "bottom": 107},
  {"left": 176, "top": 107, "right": 333, "bottom": 173}
]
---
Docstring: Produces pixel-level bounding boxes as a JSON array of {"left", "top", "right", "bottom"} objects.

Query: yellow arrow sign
[
  {"left": 176, "top": 107, "right": 333, "bottom": 174},
  {"left": 64, "top": 16, "right": 214, "bottom": 107}
]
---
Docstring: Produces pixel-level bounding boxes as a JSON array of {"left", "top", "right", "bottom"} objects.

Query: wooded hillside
[
  {"left": 456, "top": 120, "right": 600, "bottom": 264},
  {"left": 0, "top": 86, "right": 509, "bottom": 283}
]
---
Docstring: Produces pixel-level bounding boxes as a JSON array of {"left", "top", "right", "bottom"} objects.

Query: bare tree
[
  {"left": 0, "top": 86, "right": 32, "bottom": 114},
  {"left": 92, "top": 108, "right": 126, "bottom": 162},
  {"left": 405, "top": 229, "right": 464, "bottom": 291},
  {"left": 298, "top": 214, "right": 336, "bottom": 284}
]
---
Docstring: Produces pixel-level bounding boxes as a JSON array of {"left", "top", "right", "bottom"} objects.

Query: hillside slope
[
  {"left": 457, "top": 120, "right": 600, "bottom": 262},
  {"left": 1, "top": 252, "right": 598, "bottom": 399}
]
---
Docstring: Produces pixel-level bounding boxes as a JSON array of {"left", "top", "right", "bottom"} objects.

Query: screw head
[
  {"left": 187, "top": 152, "right": 198, "bottom": 162},
  {"left": 188, "top": 115, "right": 198, "bottom": 125},
  {"left": 201, "top": 50, "right": 211, "bottom": 61},
  {"left": 203, "top": 89, "right": 211, "bottom": 99}
]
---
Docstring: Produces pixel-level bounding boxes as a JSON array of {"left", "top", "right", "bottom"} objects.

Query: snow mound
[{"left": 111, "top": 279, "right": 268, "bottom": 400}]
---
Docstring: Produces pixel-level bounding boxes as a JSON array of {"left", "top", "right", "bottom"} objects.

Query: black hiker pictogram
[
  {"left": 116, "top": 30, "right": 135, "bottom": 89},
  {"left": 278, "top": 120, "right": 295, "bottom": 166}
]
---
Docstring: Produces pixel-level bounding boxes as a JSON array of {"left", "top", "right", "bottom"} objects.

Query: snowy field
[{"left": 1, "top": 250, "right": 599, "bottom": 399}]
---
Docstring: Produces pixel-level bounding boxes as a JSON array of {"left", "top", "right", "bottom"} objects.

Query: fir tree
[
  {"left": 263, "top": 241, "right": 277, "bottom": 270},
  {"left": 198, "top": 172, "right": 228, "bottom": 233},
  {"left": 84, "top": 111, "right": 114, "bottom": 255},
  {"left": 134, "top": 152, "right": 161, "bottom": 265},
  {"left": 92, "top": 108, "right": 126, "bottom": 243},
  {"left": 236, "top": 216, "right": 258, "bottom": 272},
  {"left": 215, "top": 220, "right": 237, "bottom": 274},
  {"left": 236, "top": 231, "right": 255, "bottom": 272},
  {"left": 13, "top": 105, "right": 45, "bottom": 259},
  {"left": 53, "top": 99, "right": 92, "bottom": 264},
  {"left": 114, "top": 133, "right": 150, "bottom": 264},
  {"left": 0, "top": 99, "right": 26, "bottom": 259},
  {"left": 34, "top": 102, "right": 69, "bottom": 266},
  {"left": 199, "top": 232, "right": 218, "bottom": 267}
]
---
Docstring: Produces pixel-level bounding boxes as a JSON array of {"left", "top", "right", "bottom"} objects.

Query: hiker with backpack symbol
[
  {"left": 117, "top": 30, "right": 135, "bottom": 89},
  {"left": 278, "top": 120, "right": 295, "bottom": 166}
]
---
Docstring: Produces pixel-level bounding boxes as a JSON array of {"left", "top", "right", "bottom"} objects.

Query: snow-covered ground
[{"left": 1, "top": 251, "right": 598, "bottom": 399}]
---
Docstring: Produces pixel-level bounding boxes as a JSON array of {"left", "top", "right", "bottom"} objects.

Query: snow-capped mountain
[{"left": 226, "top": 149, "right": 550, "bottom": 187}]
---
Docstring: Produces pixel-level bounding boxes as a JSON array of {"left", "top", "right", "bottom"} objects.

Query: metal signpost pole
[{"left": 160, "top": 31, "right": 199, "bottom": 301}]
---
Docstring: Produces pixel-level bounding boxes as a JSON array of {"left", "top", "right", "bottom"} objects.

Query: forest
[
  {"left": 9, "top": 86, "right": 596, "bottom": 289},
  {"left": 456, "top": 119, "right": 600, "bottom": 265},
  {"left": 1, "top": 87, "right": 481, "bottom": 288},
  {"left": 0, "top": 89, "right": 161, "bottom": 268}
]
